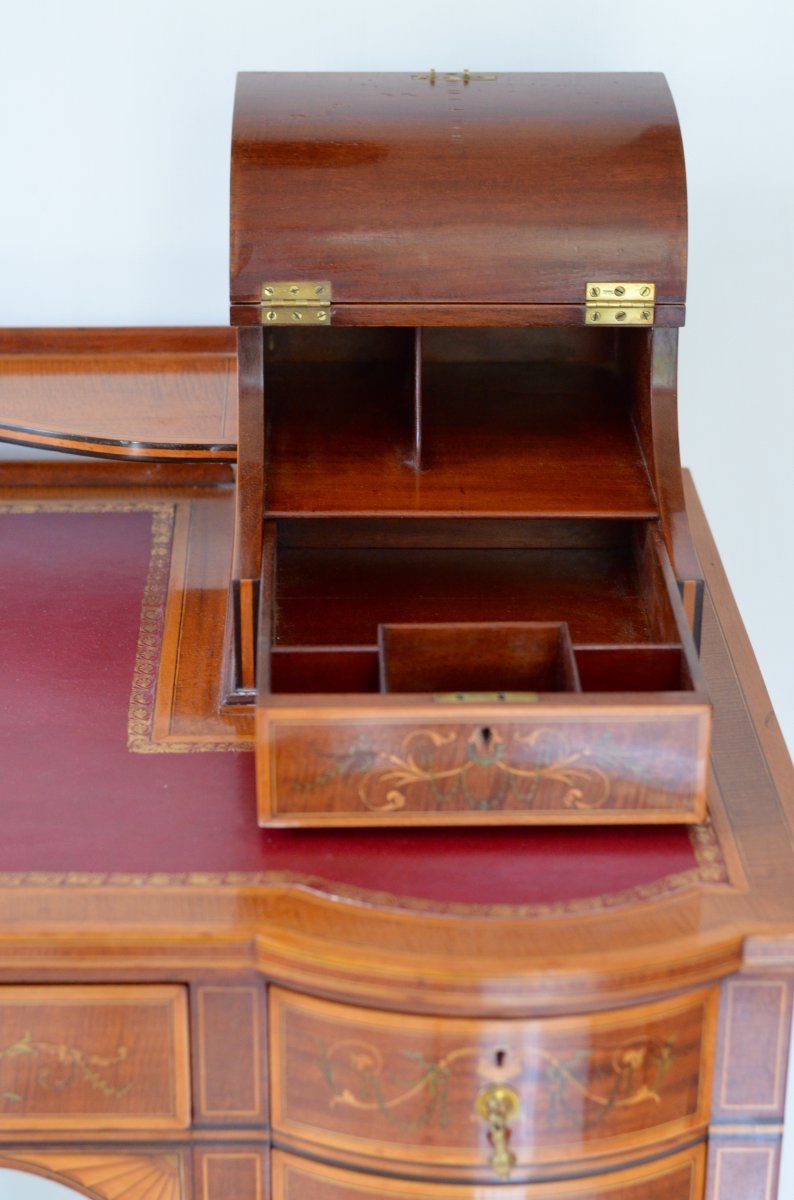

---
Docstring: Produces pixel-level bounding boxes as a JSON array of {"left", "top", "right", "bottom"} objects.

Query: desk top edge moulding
[{"left": 1, "top": 70, "right": 793, "bottom": 1200}]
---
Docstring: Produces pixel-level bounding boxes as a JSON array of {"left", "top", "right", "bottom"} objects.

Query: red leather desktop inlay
[{"left": 0, "top": 506, "right": 718, "bottom": 911}]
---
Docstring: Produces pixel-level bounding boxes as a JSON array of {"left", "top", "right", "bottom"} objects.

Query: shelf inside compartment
[
  {"left": 263, "top": 327, "right": 657, "bottom": 518},
  {"left": 265, "top": 519, "right": 696, "bottom": 697}
]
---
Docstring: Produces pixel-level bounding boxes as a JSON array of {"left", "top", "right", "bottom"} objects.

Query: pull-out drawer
[
  {"left": 0, "top": 985, "right": 190, "bottom": 1130},
  {"left": 272, "top": 1145, "right": 706, "bottom": 1199},
  {"left": 256, "top": 519, "right": 710, "bottom": 826},
  {"left": 269, "top": 986, "right": 716, "bottom": 1183}
]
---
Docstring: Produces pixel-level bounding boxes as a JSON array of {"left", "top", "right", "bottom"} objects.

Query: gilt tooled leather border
[{"left": 0, "top": 816, "right": 727, "bottom": 919}]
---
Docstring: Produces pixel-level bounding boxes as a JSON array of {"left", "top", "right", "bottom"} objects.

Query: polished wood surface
[
  {"left": 0, "top": 334, "right": 792, "bottom": 1198},
  {"left": 272, "top": 1145, "right": 706, "bottom": 1200},
  {"left": 231, "top": 73, "right": 686, "bottom": 313},
  {"left": 0, "top": 465, "right": 788, "bottom": 1198},
  {"left": 0, "top": 985, "right": 189, "bottom": 1130},
  {"left": 270, "top": 986, "right": 715, "bottom": 1179},
  {"left": 0, "top": 1149, "right": 188, "bottom": 1199},
  {"left": 190, "top": 982, "right": 267, "bottom": 1127},
  {"left": 0, "top": 328, "right": 237, "bottom": 461},
  {"left": 0, "top": 461, "right": 790, "bottom": 1014},
  {"left": 264, "top": 357, "right": 657, "bottom": 518},
  {"left": 256, "top": 517, "right": 709, "bottom": 825}
]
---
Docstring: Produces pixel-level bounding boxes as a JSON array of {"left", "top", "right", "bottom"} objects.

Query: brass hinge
[
  {"left": 260, "top": 281, "right": 331, "bottom": 325},
  {"left": 585, "top": 282, "right": 655, "bottom": 325}
]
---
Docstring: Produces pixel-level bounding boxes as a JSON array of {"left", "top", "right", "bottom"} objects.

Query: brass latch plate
[
  {"left": 585, "top": 282, "right": 655, "bottom": 325},
  {"left": 260, "top": 281, "right": 331, "bottom": 325}
]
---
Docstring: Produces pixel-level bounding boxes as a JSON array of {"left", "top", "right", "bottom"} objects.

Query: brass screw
[
  {"left": 615, "top": 310, "right": 627, "bottom": 321},
  {"left": 289, "top": 286, "right": 299, "bottom": 295},
  {"left": 292, "top": 311, "right": 303, "bottom": 321},
  {"left": 589, "top": 286, "right": 600, "bottom": 298},
  {"left": 315, "top": 285, "right": 325, "bottom": 296},
  {"left": 317, "top": 311, "right": 328, "bottom": 322},
  {"left": 641, "top": 311, "right": 651, "bottom": 321},
  {"left": 263, "top": 287, "right": 274, "bottom": 297},
  {"left": 265, "top": 310, "right": 278, "bottom": 322},
  {"left": 640, "top": 286, "right": 651, "bottom": 297},
  {"left": 591, "top": 311, "right": 601, "bottom": 322},
  {"left": 614, "top": 285, "right": 626, "bottom": 297}
]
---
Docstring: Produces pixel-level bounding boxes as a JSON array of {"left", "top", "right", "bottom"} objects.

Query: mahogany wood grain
[
  {"left": 705, "top": 1137, "right": 781, "bottom": 1200},
  {"left": 190, "top": 981, "right": 267, "bottom": 1127},
  {"left": 194, "top": 1145, "right": 268, "bottom": 1200},
  {"left": 0, "top": 1149, "right": 189, "bottom": 1199},
  {"left": 271, "top": 540, "right": 657, "bottom": 648},
  {"left": 264, "top": 361, "right": 657, "bottom": 519},
  {"left": 230, "top": 302, "right": 688, "bottom": 328},
  {"left": 271, "top": 1145, "right": 706, "bottom": 1199},
  {"left": 270, "top": 986, "right": 715, "bottom": 1179},
  {"left": 378, "top": 622, "right": 581, "bottom": 694},
  {"left": 0, "top": 459, "right": 234, "bottom": 488},
  {"left": 0, "top": 985, "right": 190, "bottom": 1130},
  {"left": 710, "top": 977, "right": 792, "bottom": 1122},
  {"left": 0, "top": 329, "right": 237, "bottom": 462},
  {"left": 234, "top": 326, "right": 265, "bottom": 688},
  {"left": 623, "top": 330, "right": 703, "bottom": 633},
  {"left": 231, "top": 73, "right": 686, "bottom": 313},
  {"left": 256, "top": 517, "right": 709, "bottom": 825}
]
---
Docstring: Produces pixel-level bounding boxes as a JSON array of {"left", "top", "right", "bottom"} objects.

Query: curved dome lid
[{"left": 231, "top": 72, "right": 687, "bottom": 315}]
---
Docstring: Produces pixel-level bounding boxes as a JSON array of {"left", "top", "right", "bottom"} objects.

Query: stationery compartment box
[{"left": 231, "top": 72, "right": 709, "bottom": 827}]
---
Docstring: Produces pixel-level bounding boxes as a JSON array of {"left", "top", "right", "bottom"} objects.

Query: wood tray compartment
[
  {"left": 256, "top": 517, "right": 711, "bottom": 826},
  {"left": 378, "top": 622, "right": 582, "bottom": 695}
]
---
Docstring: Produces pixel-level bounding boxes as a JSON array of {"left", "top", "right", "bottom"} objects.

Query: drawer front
[
  {"left": 258, "top": 706, "right": 710, "bottom": 826},
  {"left": 272, "top": 1145, "right": 706, "bottom": 1200},
  {"left": 270, "top": 987, "right": 716, "bottom": 1178},
  {"left": 0, "top": 985, "right": 190, "bottom": 1129}
]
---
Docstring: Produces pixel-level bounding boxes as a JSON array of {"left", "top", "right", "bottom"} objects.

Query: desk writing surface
[
  {"left": 0, "top": 466, "right": 791, "bottom": 1014},
  {"left": 0, "top": 496, "right": 714, "bottom": 908}
]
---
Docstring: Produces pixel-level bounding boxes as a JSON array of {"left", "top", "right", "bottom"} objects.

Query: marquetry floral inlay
[
  {"left": 295, "top": 726, "right": 622, "bottom": 812},
  {"left": 318, "top": 1034, "right": 675, "bottom": 1132},
  {"left": 0, "top": 1030, "right": 133, "bottom": 1103}
]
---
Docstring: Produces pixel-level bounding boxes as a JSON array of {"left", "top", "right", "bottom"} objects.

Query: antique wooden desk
[{"left": 0, "top": 332, "right": 792, "bottom": 1200}]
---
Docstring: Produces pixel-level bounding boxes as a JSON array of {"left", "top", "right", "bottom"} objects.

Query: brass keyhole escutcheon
[{"left": 475, "top": 1083, "right": 520, "bottom": 1179}]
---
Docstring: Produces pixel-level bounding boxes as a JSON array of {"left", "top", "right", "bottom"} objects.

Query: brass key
[{"left": 475, "top": 1083, "right": 520, "bottom": 1179}]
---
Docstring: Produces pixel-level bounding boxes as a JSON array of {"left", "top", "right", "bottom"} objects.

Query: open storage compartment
[
  {"left": 233, "top": 72, "right": 706, "bottom": 828},
  {"left": 262, "top": 327, "right": 658, "bottom": 518},
  {"left": 256, "top": 512, "right": 710, "bottom": 826}
]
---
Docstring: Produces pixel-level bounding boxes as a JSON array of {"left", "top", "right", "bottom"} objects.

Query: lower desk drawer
[
  {"left": 269, "top": 987, "right": 716, "bottom": 1181},
  {"left": 0, "top": 985, "right": 190, "bottom": 1130},
  {"left": 272, "top": 1145, "right": 706, "bottom": 1200}
]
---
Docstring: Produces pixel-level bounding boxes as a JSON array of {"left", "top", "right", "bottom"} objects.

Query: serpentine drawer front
[
  {"left": 0, "top": 985, "right": 190, "bottom": 1130},
  {"left": 272, "top": 1145, "right": 707, "bottom": 1199},
  {"left": 269, "top": 987, "right": 717, "bottom": 1182}
]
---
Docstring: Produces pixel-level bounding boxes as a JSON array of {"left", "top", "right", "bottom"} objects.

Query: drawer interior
[{"left": 262, "top": 518, "right": 702, "bottom": 700}]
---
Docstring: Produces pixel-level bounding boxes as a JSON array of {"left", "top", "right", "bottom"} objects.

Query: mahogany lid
[{"left": 230, "top": 72, "right": 687, "bottom": 322}]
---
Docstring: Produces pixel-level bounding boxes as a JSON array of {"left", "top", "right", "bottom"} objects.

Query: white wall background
[{"left": 0, "top": 2, "right": 792, "bottom": 1196}]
